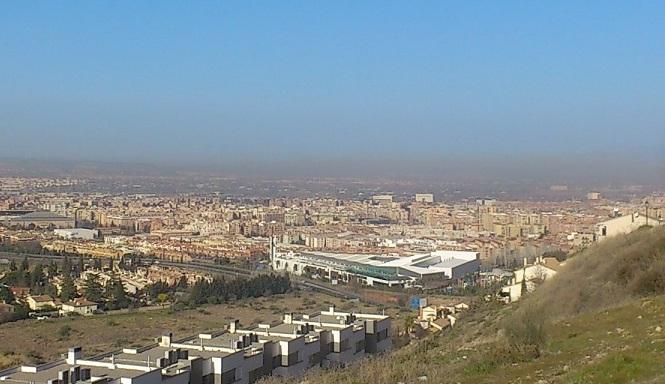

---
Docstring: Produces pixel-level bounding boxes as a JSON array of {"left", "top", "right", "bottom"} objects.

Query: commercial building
[
  {"left": 54, "top": 228, "right": 99, "bottom": 240},
  {"left": 0, "top": 211, "right": 75, "bottom": 229},
  {"left": 0, "top": 307, "right": 390, "bottom": 384},
  {"left": 414, "top": 194, "right": 434, "bottom": 203},
  {"left": 271, "top": 249, "right": 479, "bottom": 288}
]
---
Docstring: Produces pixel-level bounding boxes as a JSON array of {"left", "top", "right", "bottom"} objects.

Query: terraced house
[{"left": 0, "top": 307, "right": 390, "bottom": 384}]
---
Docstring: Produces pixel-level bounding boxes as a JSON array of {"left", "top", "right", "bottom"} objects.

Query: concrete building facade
[
  {"left": 0, "top": 308, "right": 391, "bottom": 384},
  {"left": 271, "top": 250, "right": 479, "bottom": 288}
]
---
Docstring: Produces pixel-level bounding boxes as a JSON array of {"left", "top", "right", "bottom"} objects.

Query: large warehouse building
[
  {"left": 0, "top": 210, "right": 75, "bottom": 229},
  {"left": 271, "top": 249, "right": 479, "bottom": 288}
]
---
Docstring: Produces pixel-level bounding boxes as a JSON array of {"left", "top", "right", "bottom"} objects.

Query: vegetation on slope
[
  {"left": 263, "top": 226, "right": 665, "bottom": 384},
  {"left": 521, "top": 225, "right": 665, "bottom": 320}
]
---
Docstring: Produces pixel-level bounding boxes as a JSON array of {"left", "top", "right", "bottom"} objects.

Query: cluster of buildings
[
  {"left": 1, "top": 178, "right": 663, "bottom": 273},
  {"left": 1, "top": 264, "right": 211, "bottom": 317},
  {"left": 417, "top": 301, "right": 469, "bottom": 331},
  {"left": 0, "top": 306, "right": 391, "bottom": 384}
]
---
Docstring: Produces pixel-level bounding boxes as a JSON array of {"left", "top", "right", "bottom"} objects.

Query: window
[
  {"left": 333, "top": 339, "right": 350, "bottom": 353},
  {"left": 202, "top": 373, "right": 214, "bottom": 384},
  {"left": 248, "top": 367, "right": 263, "bottom": 383},
  {"left": 221, "top": 368, "right": 236, "bottom": 384},
  {"left": 281, "top": 351, "right": 299, "bottom": 367}
]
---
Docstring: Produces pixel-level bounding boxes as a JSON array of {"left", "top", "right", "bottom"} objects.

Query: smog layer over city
[{"left": 1, "top": 2, "right": 664, "bottom": 384}]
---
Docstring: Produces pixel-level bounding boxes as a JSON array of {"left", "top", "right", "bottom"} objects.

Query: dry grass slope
[
  {"left": 260, "top": 226, "right": 665, "bottom": 384},
  {"left": 522, "top": 225, "right": 665, "bottom": 320}
]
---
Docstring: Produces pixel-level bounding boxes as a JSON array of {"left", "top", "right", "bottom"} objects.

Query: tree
[
  {"left": 157, "top": 293, "right": 169, "bottom": 306},
  {"left": 106, "top": 278, "right": 129, "bottom": 310},
  {"left": 520, "top": 271, "right": 528, "bottom": 296},
  {"left": 77, "top": 256, "right": 85, "bottom": 276},
  {"left": 20, "top": 257, "right": 29, "bottom": 273},
  {"left": 44, "top": 282, "right": 58, "bottom": 298},
  {"left": 47, "top": 260, "right": 58, "bottom": 277},
  {"left": 176, "top": 275, "right": 189, "bottom": 291},
  {"left": 62, "top": 256, "right": 72, "bottom": 277},
  {"left": 542, "top": 250, "right": 568, "bottom": 262},
  {"left": 60, "top": 274, "right": 77, "bottom": 302},
  {"left": 188, "top": 280, "right": 205, "bottom": 306},
  {"left": 84, "top": 273, "right": 103, "bottom": 302},
  {"left": 0, "top": 286, "right": 14, "bottom": 304},
  {"left": 9, "top": 259, "right": 17, "bottom": 272},
  {"left": 30, "top": 263, "right": 46, "bottom": 294}
]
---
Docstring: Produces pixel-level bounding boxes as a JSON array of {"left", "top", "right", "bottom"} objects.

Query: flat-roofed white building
[
  {"left": 271, "top": 250, "right": 479, "bottom": 288},
  {"left": 0, "top": 307, "right": 391, "bottom": 384},
  {"left": 54, "top": 228, "right": 99, "bottom": 240},
  {"left": 595, "top": 212, "right": 663, "bottom": 241},
  {"left": 414, "top": 193, "right": 434, "bottom": 203}
]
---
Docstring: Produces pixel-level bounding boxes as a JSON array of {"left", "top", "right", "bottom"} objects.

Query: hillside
[{"left": 262, "top": 226, "right": 665, "bottom": 384}]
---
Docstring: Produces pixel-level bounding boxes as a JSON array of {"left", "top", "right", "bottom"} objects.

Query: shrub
[
  {"left": 503, "top": 302, "right": 545, "bottom": 358},
  {"left": 57, "top": 325, "right": 73, "bottom": 340},
  {"left": 630, "top": 259, "right": 665, "bottom": 295}
]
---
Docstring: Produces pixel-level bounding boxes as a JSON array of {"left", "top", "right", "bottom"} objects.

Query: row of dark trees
[
  {"left": 146, "top": 276, "right": 189, "bottom": 298},
  {"left": 2, "top": 258, "right": 55, "bottom": 296},
  {"left": 145, "top": 273, "right": 291, "bottom": 307},
  {"left": 187, "top": 273, "right": 291, "bottom": 306},
  {"left": 0, "top": 254, "right": 133, "bottom": 310}
]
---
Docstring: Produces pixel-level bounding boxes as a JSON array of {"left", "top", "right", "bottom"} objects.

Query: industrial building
[
  {"left": 54, "top": 228, "right": 99, "bottom": 240},
  {"left": 0, "top": 307, "right": 390, "bottom": 384},
  {"left": 271, "top": 249, "right": 479, "bottom": 288},
  {"left": 0, "top": 210, "right": 75, "bottom": 229}
]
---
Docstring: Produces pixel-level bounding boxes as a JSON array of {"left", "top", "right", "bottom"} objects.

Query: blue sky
[{"left": 1, "top": 1, "right": 664, "bottom": 166}]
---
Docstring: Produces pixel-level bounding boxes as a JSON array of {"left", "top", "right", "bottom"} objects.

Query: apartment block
[{"left": 0, "top": 308, "right": 391, "bottom": 384}]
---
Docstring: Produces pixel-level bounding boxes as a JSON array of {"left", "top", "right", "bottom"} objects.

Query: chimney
[
  {"left": 229, "top": 320, "right": 239, "bottom": 334},
  {"left": 523, "top": 257, "right": 528, "bottom": 267},
  {"left": 159, "top": 332, "right": 172, "bottom": 347},
  {"left": 329, "top": 305, "right": 335, "bottom": 314},
  {"left": 283, "top": 313, "right": 293, "bottom": 324},
  {"left": 66, "top": 347, "right": 82, "bottom": 365}
]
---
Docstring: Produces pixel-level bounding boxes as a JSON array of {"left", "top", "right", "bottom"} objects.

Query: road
[{"left": 0, "top": 251, "right": 362, "bottom": 301}]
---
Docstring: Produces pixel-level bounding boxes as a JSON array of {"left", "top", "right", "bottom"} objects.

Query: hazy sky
[{"left": 1, "top": 1, "right": 664, "bottom": 167}]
